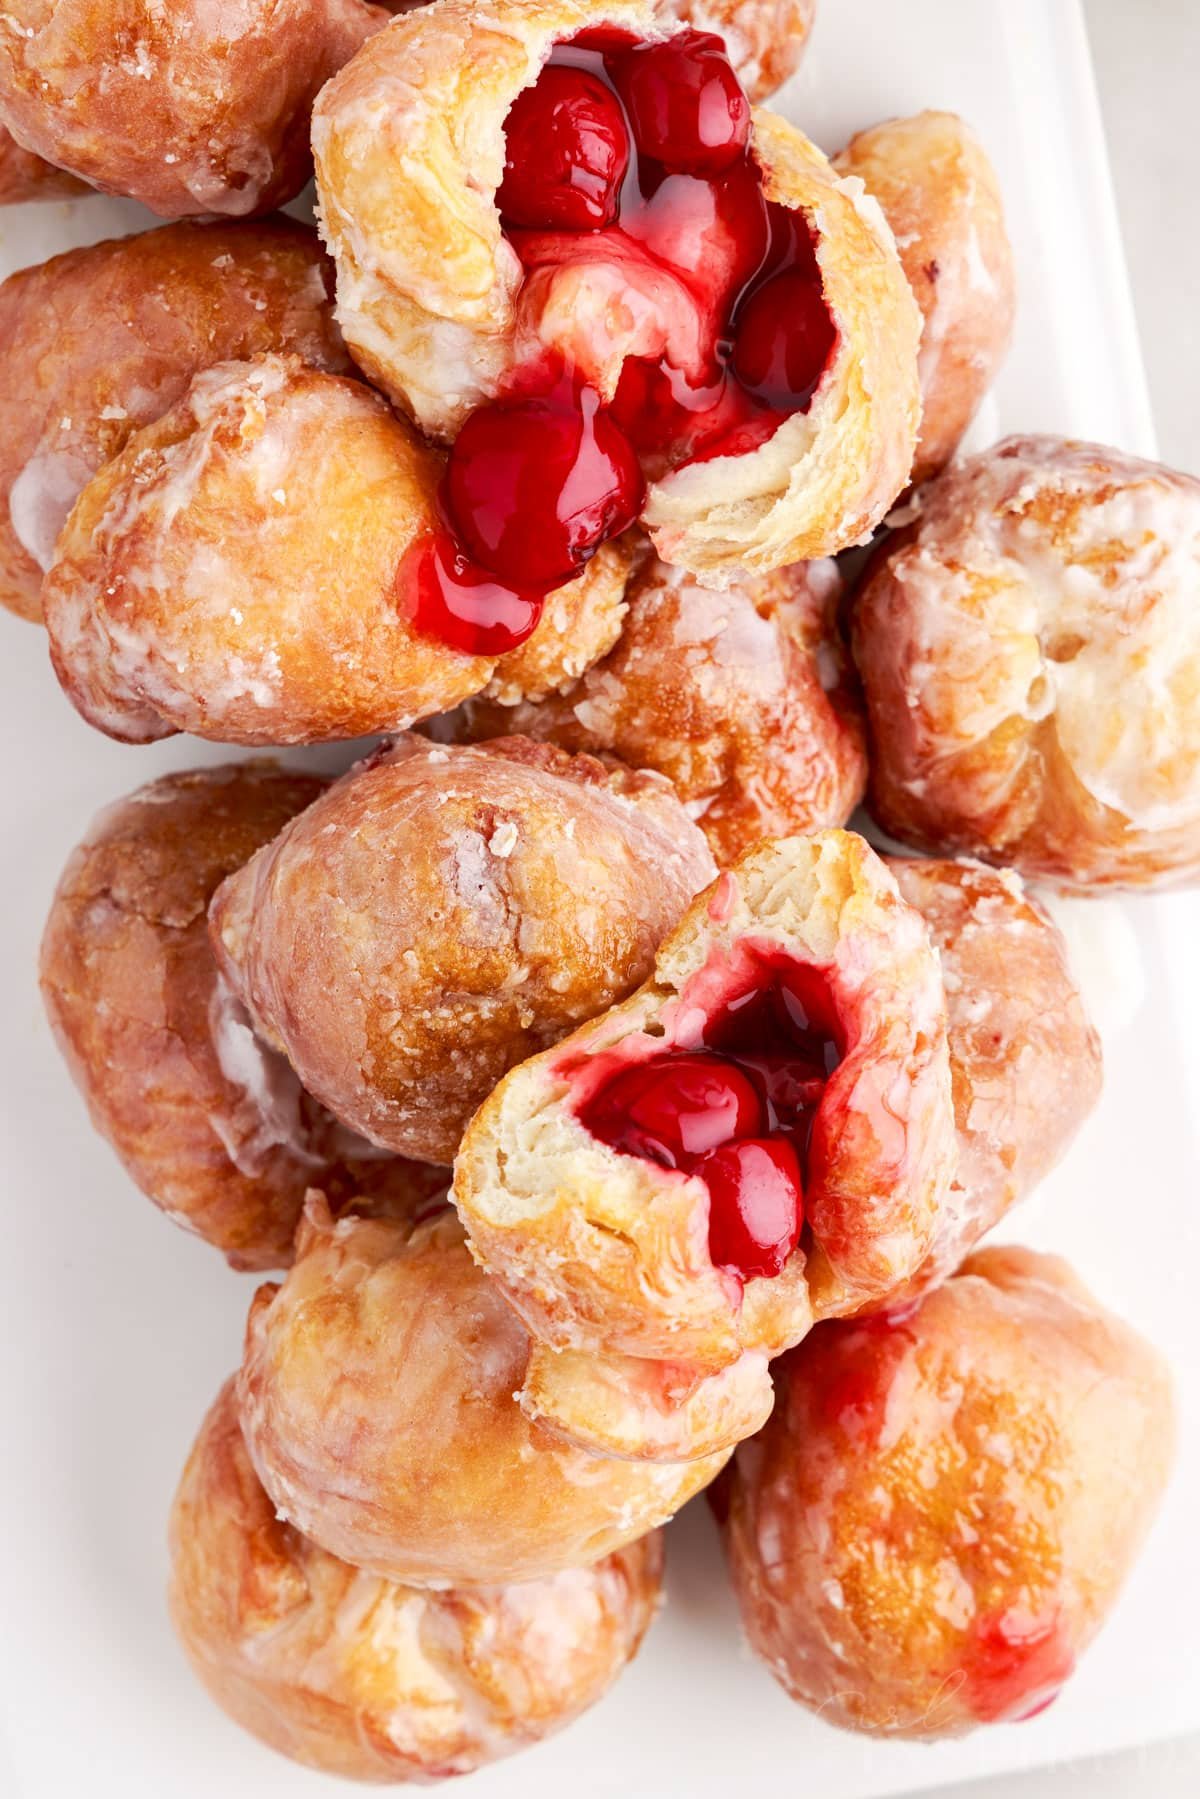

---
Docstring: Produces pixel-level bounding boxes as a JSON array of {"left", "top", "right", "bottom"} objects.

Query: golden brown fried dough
[
  {"left": 719, "top": 1247, "right": 1175, "bottom": 1738},
  {"left": 238, "top": 1201, "right": 724, "bottom": 1584},
  {"left": 172, "top": 1377, "right": 663, "bottom": 1780},
  {"left": 211, "top": 734, "right": 715, "bottom": 1163},
  {"left": 39, "top": 764, "right": 442, "bottom": 1270},
  {"left": 852, "top": 437, "right": 1200, "bottom": 890},
  {"left": 0, "top": 219, "right": 346, "bottom": 622}
]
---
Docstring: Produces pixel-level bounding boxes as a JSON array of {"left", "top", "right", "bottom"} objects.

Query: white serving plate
[{"left": 1, "top": 3, "right": 1197, "bottom": 1795}]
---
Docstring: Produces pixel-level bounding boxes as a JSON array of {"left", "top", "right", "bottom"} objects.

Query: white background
[{"left": 1, "top": 3, "right": 1198, "bottom": 1798}]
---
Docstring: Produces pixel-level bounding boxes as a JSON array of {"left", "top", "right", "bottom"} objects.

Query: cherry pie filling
[
  {"left": 577, "top": 951, "right": 843, "bottom": 1284},
  {"left": 415, "top": 28, "right": 839, "bottom": 654}
]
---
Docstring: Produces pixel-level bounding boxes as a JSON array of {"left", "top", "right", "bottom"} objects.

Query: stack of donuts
[{"left": 6, "top": 0, "right": 1193, "bottom": 1779}]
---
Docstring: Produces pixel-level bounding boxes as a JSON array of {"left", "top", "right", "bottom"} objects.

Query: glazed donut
[
  {"left": 0, "top": 220, "right": 346, "bottom": 624},
  {"left": 718, "top": 1246, "right": 1175, "bottom": 1739},
  {"left": 0, "top": 119, "right": 89, "bottom": 204},
  {"left": 454, "top": 830, "right": 956, "bottom": 1461},
  {"left": 0, "top": 1, "right": 388, "bottom": 219},
  {"left": 442, "top": 551, "right": 868, "bottom": 866},
  {"left": 39, "top": 764, "right": 443, "bottom": 1271},
  {"left": 42, "top": 353, "right": 631, "bottom": 743},
  {"left": 172, "top": 1377, "right": 662, "bottom": 1781},
  {"left": 210, "top": 734, "right": 715, "bottom": 1164},
  {"left": 669, "top": 0, "right": 817, "bottom": 102},
  {"left": 238, "top": 1199, "right": 725, "bottom": 1584},
  {"left": 835, "top": 111, "right": 1015, "bottom": 487},
  {"left": 312, "top": 0, "right": 920, "bottom": 602},
  {"left": 852, "top": 437, "right": 1200, "bottom": 890},
  {"left": 886, "top": 857, "right": 1101, "bottom": 1301}
]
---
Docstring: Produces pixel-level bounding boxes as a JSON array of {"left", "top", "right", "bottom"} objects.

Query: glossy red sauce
[
  {"left": 417, "top": 28, "right": 838, "bottom": 656},
  {"left": 578, "top": 950, "right": 842, "bottom": 1283},
  {"left": 966, "top": 1611, "right": 1075, "bottom": 1724}
]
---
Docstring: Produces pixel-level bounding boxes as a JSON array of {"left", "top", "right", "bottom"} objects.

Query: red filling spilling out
[
  {"left": 966, "top": 1612, "right": 1076, "bottom": 1725},
  {"left": 578, "top": 952, "right": 842, "bottom": 1283},
  {"left": 418, "top": 28, "right": 839, "bottom": 655}
]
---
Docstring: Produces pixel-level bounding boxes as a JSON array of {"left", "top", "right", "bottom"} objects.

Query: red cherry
[
  {"left": 627, "top": 158, "right": 769, "bottom": 317},
  {"left": 701, "top": 1137, "right": 803, "bottom": 1280},
  {"left": 609, "top": 30, "right": 750, "bottom": 176},
  {"left": 580, "top": 1051, "right": 764, "bottom": 1170},
  {"left": 498, "top": 65, "right": 630, "bottom": 231},
  {"left": 412, "top": 531, "right": 543, "bottom": 656},
  {"left": 731, "top": 266, "right": 838, "bottom": 410},
  {"left": 444, "top": 389, "right": 644, "bottom": 589}
]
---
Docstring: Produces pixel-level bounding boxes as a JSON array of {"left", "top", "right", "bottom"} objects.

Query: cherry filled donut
[
  {"left": 313, "top": 0, "right": 921, "bottom": 602},
  {"left": 0, "top": 220, "right": 347, "bottom": 624},
  {"left": 443, "top": 550, "right": 868, "bottom": 866},
  {"left": 0, "top": 0, "right": 389, "bottom": 219},
  {"left": 42, "top": 353, "right": 630, "bottom": 742},
  {"left": 453, "top": 830, "right": 956, "bottom": 1461},
  {"left": 853, "top": 437, "right": 1200, "bottom": 890},
  {"left": 39, "top": 765, "right": 443, "bottom": 1272},
  {"left": 885, "top": 857, "right": 1101, "bottom": 1301},
  {"left": 719, "top": 1247, "right": 1175, "bottom": 1739},
  {"left": 0, "top": 119, "right": 89, "bottom": 204},
  {"left": 172, "top": 1378, "right": 662, "bottom": 1781},
  {"left": 210, "top": 734, "right": 715, "bottom": 1165},
  {"left": 238, "top": 1199, "right": 725, "bottom": 1584},
  {"left": 835, "top": 111, "right": 1015, "bottom": 487}
]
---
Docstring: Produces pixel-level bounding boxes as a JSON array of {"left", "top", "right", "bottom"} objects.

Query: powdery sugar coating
[
  {"left": 719, "top": 1247, "right": 1175, "bottom": 1739},
  {"left": 210, "top": 734, "right": 716, "bottom": 1164},
  {"left": 171, "top": 1377, "right": 663, "bottom": 1780},
  {"left": 853, "top": 437, "right": 1200, "bottom": 890}
]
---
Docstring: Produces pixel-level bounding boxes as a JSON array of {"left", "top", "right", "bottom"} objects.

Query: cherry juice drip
[
  {"left": 579, "top": 951, "right": 842, "bottom": 1283},
  {"left": 416, "top": 28, "right": 838, "bottom": 658}
]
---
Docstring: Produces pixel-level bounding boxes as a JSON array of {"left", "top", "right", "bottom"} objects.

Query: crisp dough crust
[
  {"left": 0, "top": 220, "right": 347, "bottom": 623},
  {"left": 0, "top": 119, "right": 89, "bottom": 204},
  {"left": 171, "top": 1376, "right": 663, "bottom": 1781},
  {"left": 41, "top": 351, "right": 631, "bottom": 742},
  {"left": 0, "top": 0, "right": 387, "bottom": 218},
  {"left": 720, "top": 1247, "right": 1175, "bottom": 1739},
  {"left": 237, "top": 1198, "right": 726, "bottom": 1584},
  {"left": 210, "top": 734, "right": 716, "bottom": 1164},
  {"left": 312, "top": 0, "right": 921, "bottom": 574},
  {"left": 444, "top": 550, "right": 868, "bottom": 866},
  {"left": 38, "top": 764, "right": 443, "bottom": 1271},
  {"left": 453, "top": 831, "right": 956, "bottom": 1459},
  {"left": 853, "top": 436, "right": 1200, "bottom": 890},
  {"left": 886, "top": 857, "right": 1101, "bottom": 1301},
  {"left": 835, "top": 111, "right": 1015, "bottom": 487}
]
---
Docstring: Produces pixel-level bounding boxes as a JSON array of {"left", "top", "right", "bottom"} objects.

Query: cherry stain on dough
[
  {"left": 417, "top": 28, "right": 839, "bottom": 656},
  {"left": 579, "top": 951, "right": 843, "bottom": 1283}
]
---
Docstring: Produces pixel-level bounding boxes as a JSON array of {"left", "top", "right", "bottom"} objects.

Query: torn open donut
[
  {"left": 453, "top": 830, "right": 956, "bottom": 1460},
  {"left": 312, "top": 0, "right": 921, "bottom": 596},
  {"left": 209, "top": 734, "right": 715, "bottom": 1165},
  {"left": 42, "top": 353, "right": 632, "bottom": 743},
  {"left": 39, "top": 764, "right": 442, "bottom": 1271},
  {"left": 171, "top": 1376, "right": 663, "bottom": 1781},
  {"left": 237, "top": 1199, "right": 725, "bottom": 1585},
  {"left": 1, "top": 220, "right": 347, "bottom": 623}
]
